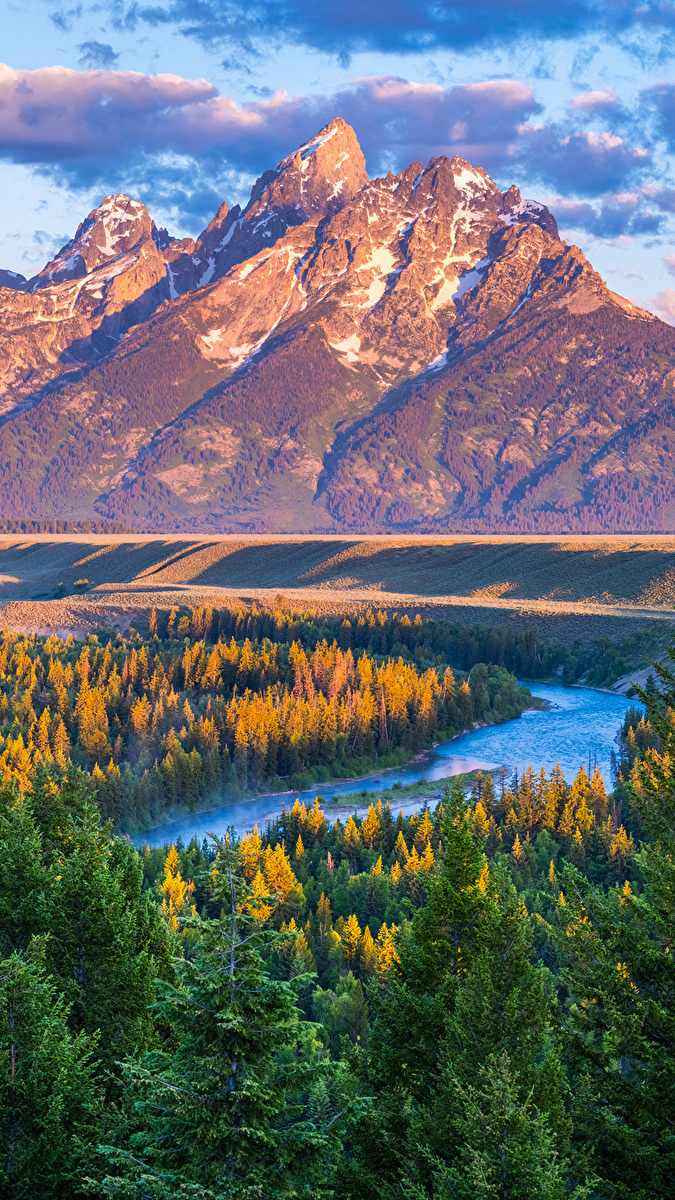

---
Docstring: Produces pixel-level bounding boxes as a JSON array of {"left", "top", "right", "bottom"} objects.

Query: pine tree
[
  {"left": 91, "top": 835, "right": 347, "bottom": 1198},
  {"left": 553, "top": 647, "right": 675, "bottom": 1198},
  {"left": 346, "top": 779, "right": 487, "bottom": 1195},
  {"left": 45, "top": 801, "right": 172, "bottom": 1077},
  {"left": 0, "top": 788, "right": 47, "bottom": 955},
  {"left": 403, "top": 1054, "right": 579, "bottom": 1200},
  {"left": 345, "top": 785, "right": 577, "bottom": 1200},
  {"left": 0, "top": 940, "right": 99, "bottom": 1198}
]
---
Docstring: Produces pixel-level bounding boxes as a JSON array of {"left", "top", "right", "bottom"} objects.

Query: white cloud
[{"left": 650, "top": 288, "right": 675, "bottom": 325}]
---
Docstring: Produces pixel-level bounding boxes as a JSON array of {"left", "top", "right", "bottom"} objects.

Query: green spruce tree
[
  {"left": 91, "top": 834, "right": 353, "bottom": 1198},
  {"left": 0, "top": 939, "right": 100, "bottom": 1199},
  {"left": 552, "top": 648, "right": 675, "bottom": 1199}
]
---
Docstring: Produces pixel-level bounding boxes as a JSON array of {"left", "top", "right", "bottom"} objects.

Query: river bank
[{"left": 136, "top": 682, "right": 639, "bottom": 847}]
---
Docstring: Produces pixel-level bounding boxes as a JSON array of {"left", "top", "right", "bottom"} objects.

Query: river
[{"left": 137, "top": 682, "right": 640, "bottom": 847}]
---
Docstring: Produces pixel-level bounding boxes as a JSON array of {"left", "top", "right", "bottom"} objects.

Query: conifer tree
[
  {"left": 0, "top": 788, "right": 47, "bottom": 955},
  {"left": 92, "top": 835, "right": 349, "bottom": 1198},
  {"left": 0, "top": 940, "right": 99, "bottom": 1198},
  {"left": 551, "top": 644, "right": 675, "bottom": 1198},
  {"left": 345, "top": 788, "right": 574, "bottom": 1200},
  {"left": 406, "top": 867, "right": 570, "bottom": 1197}
]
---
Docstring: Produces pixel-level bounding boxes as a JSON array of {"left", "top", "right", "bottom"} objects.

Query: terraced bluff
[{"left": 1, "top": 118, "right": 674, "bottom": 533}]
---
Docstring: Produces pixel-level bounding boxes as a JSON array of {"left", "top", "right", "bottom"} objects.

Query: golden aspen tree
[
  {"left": 239, "top": 825, "right": 264, "bottom": 881},
  {"left": 394, "top": 829, "right": 410, "bottom": 864},
  {"left": 342, "top": 914, "right": 362, "bottom": 967},
  {"left": 375, "top": 922, "right": 400, "bottom": 973},
  {"left": 361, "top": 926, "right": 377, "bottom": 976},
  {"left": 360, "top": 803, "right": 382, "bottom": 849}
]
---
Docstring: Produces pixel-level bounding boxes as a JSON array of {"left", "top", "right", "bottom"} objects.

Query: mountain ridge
[{"left": 0, "top": 117, "right": 672, "bottom": 534}]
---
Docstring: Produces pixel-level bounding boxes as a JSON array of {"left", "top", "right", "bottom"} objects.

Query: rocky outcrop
[{"left": 0, "top": 194, "right": 186, "bottom": 410}]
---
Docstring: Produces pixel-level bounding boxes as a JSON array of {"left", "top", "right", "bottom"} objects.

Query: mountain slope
[{"left": 0, "top": 118, "right": 673, "bottom": 532}]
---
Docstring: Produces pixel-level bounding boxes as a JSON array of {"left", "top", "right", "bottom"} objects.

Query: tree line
[{"left": 0, "top": 610, "right": 532, "bottom": 831}]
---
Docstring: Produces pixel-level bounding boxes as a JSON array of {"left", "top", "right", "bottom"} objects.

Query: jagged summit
[
  {"left": 170, "top": 117, "right": 369, "bottom": 292},
  {"left": 28, "top": 194, "right": 154, "bottom": 289},
  {"left": 272, "top": 117, "right": 368, "bottom": 217}
]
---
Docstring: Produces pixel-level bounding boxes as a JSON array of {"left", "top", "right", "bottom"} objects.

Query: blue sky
[{"left": 2, "top": 0, "right": 675, "bottom": 319}]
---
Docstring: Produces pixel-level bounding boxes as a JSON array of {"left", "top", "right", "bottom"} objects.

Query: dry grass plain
[{"left": 0, "top": 533, "right": 675, "bottom": 644}]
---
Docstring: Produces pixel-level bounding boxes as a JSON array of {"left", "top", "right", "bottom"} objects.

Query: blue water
[{"left": 137, "top": 682, "right": 639, "bottom": 847}]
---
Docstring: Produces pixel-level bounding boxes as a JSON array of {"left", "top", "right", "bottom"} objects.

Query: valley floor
[{"left": 1, "top": 533, "right": 675, "bottom": 649}]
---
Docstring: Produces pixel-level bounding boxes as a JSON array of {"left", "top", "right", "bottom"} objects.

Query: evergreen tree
[
  {"left": 91, "top": 835, "right": 353, "bottom": 1198},
  {"left": 553, "top": 647, "right": 675, "bottom": 1198},
  {"left": 342, "top": 780, "right": 487, "bottom": 1195},
  {"left": 0, "top": 771, "right": 172, "bottom": 1081},
  {"left": 343, "top": 790, "right": 575, "bottom": 1199},
  {"left": 401, "top": 868, "right": 573, "bottom": 1199},
  {"left": 0, "top": 939, "right": 100, "bottom": 1199},
  {"left": 403, "top": 1054, "right": 582, "bottom": 1200},
  {"left": 45, "top": 804, "right": 173, "bottom": 1075},
  {"left": 0, "top": 787, "right": 47, "bottom": 955}
]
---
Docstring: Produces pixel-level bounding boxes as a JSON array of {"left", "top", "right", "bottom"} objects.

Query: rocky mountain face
[
  {"left": 1, "top": 117, "right": 674, "bottom": 533},
  {"left": 0, "top": 194, "right": 183, "bottom": 409}
]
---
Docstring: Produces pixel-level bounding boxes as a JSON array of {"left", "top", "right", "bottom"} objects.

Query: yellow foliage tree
[
  {"left": 159, "top": 844, "right": 195, "bottom": 932},
  {"left": 344, "top": 816, "right": 362, "bottom": 856},
  {"left": 360, "top": 803, "right": 382, "bottom": 849},
  {"left": 414, "top": 806, "right": 434, "bottom": 850},
  {"left": 394, "top": 830, "right": 410, "bottom": 864},
  {"left": 511, "top": 832, "right": 525, "bottom": 865},
  {"left": 342, "top": 913, "right": 362, "bottom": 967},
  {"left": 239, "top": 824, "right": 264, "bottom": 881},
  {"left": 248, "top": 869, "right": 273, "bottom": 921},
  {"left": 361, "top": 926, "right": 377, "bottom": 975},
  {"left": 375, "top": 923, "right": 400, "bottom": 974}
]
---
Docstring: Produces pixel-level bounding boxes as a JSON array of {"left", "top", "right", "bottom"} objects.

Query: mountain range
[{"left": 1, "top": 117, "right": 674, "bottom": 534}]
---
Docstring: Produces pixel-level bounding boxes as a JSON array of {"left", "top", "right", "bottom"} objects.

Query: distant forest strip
[
  {"left": 0, "top": 518, "right": 135, "bottom": 534},
  {"left": 0, "top": 605, "right": 534, "bottom": 831}
]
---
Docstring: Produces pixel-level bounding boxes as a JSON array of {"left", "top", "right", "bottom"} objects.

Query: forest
[
  {"left": 1, "top": 606, "right": 673, "bottom": 1197},
  {"left": 0, "top": 604, "right": 536, "bottom": 831}
]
